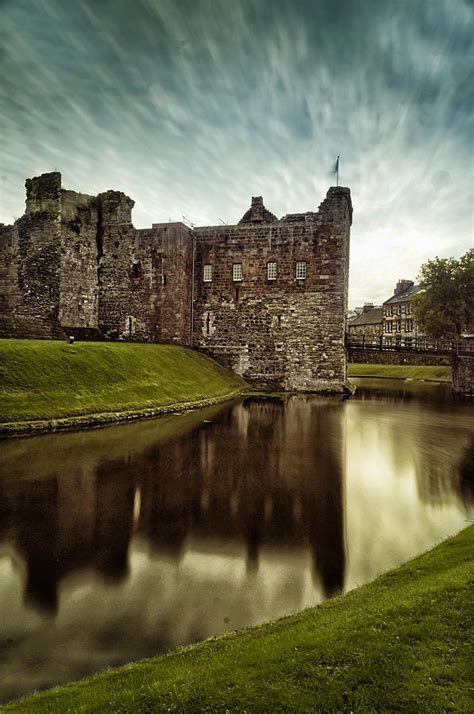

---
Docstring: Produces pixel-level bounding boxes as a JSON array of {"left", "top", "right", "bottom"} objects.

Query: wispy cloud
[{"left": 0, "top": 0, "right": 472, "bottom": 305}]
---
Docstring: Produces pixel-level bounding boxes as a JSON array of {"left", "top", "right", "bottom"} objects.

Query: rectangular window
[
  {"left": 396, "top": 320, "right": 401, "bottom": 332},
  {"left": 397, "top": 304, "right": 402, "bottom": 315},
  {"left": 232, "top": 263, "right": 243, "bottom": 282},
  {"left": 406, "top": 303, "right": 412, "bottom": 315},
  {"left": 267, "top": 262, "right": 277, "bottom": 280},
  {"left": 386, "top": 305, "right": 392, "bottom": 316},
  {"left": 296, "top": 261, "right": 307, "bottom": 280},
  {"left": 386, "top": 321, "right": 392, "bottom": 333},
  {"left": 405, "top": 319, "right": 413, "bottom": 332},
  {"left": 203, "top": 264, "right": 212, "bottom": 282}
]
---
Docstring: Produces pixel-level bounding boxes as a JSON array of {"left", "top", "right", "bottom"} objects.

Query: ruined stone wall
[
  {"left": 0, "top": 222, "right": 19, "bottom": 317},
  {"left": 452, "top": 349, "right": 474, "bottom": 395},
  {"left": 134, "top": 224, "right": 192, "bottom": 345},
  {"left": 193, "top": 187, "right": 351, "bottom": 392},
  {"left": 0, "top": 173, "right": 66, "bottom": 338},
  {"left": 97, "top": 201, "right": 192, "bottom": 343},
  {"left": 96, "top": 191, "right": 136, "bottom": 340},
  {"left": 59, "top": 190, "right": 99, "bottom": 331}
]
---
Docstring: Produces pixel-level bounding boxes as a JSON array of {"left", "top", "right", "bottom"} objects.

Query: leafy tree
[{"left": 412, "top": 249, "right": 474, "bottom": 339}]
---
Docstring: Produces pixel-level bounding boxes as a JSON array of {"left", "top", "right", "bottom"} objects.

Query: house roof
[
  {"left": 348, "top": 307, "right": 383, "bottom": 326},
  {"left": 383, "top": 284, "right": 421, "bottom": 305}
]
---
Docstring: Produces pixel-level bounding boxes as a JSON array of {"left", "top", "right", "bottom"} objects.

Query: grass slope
[
  {"left": 4, "top": 526, "right": 473, "bottom": 713},
  {"left": 348, "top": 362, "right": 452, "bottom": 382},
  {"left": 0, "top": 339, "right": 247, "bottom": 424}
]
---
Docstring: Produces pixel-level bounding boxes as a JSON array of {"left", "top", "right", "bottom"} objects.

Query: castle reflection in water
[{"left": 0, "top": 398, "right": 347, "bottom": 614}]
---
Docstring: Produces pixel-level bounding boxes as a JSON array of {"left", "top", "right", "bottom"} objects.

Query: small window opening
[
  {"left": 162, "top": 274, "right": 167, "bottom": 286},
  {"left": 128, "top": 316, "right": 132, "bottom": 334},
  {"left": 132, "top": 261, "right": 141, "bottom": 278},
  {"left": 277, "top": 315, "right": 282, "bottom": 327},
  {"left": 296, "top": 261, "right": 307, "bottom": 280},
  {"left": 232, "top": 263, "right": 243, "bottom": 282},
  {"left": 206, "top": 312, "right": 211, "bottom": 335},
  {"left": 267, "top": 262, "right": 277, "bottom": 281},
  {"left": 235, "top": 286, "right": 240, "bottom": 302},
  {"left": 203, "top": 264, "right": 213, "bottom": 282}
]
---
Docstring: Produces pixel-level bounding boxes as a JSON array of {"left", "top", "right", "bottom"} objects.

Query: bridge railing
[{"left": 346, "top": 334, "right": 474, "bottom": 356}]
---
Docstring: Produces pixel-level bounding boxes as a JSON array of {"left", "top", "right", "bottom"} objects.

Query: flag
[{"left": 334, "top": 156, "right": 339, "bottom": 174}]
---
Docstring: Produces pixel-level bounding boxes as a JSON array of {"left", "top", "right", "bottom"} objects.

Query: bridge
[
  {"left": 346, "top": 334, "right": 474, "bottom": 357},
  {"left": 345, "top": 334, "right": 474, "bottom": 395}
]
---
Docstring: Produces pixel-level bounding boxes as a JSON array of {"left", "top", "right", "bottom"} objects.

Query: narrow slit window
[
  {"left": 296, "top": 261, "right": 307, "bottom": 280},
  {"left": 132, "top": 261, "right": 141, "bottom": 278},
  {"left": 203, "top": 264, "right": 213, "bottom": 282},
  {"left": 233, "top": 263, "right": 243, "bottom": 282},
  {"left": 267, "top": 262, "right": 277, "bottom": 281}
]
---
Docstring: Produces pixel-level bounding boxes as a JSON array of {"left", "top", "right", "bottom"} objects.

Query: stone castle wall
[
  {"left": 0, "top": 172, "right": 352, "bottom": 392},
  {"left": 193, "top": 188, "right": 351, "bottom": 391}
]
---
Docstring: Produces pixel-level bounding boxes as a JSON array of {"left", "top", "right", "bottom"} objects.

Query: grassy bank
[
  {"left": 4, "top": 526, "right": 473, "bottom": 712},
  {"left": 0, "top": 339, "right": 247, "bottom": 432},
  {"left": 348, "top": 362, "right": 452, "bottom": 382}
]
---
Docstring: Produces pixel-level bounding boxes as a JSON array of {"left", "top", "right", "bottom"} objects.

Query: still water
[{"left": 0, "top": 379, "right": 473, "bottom": 702}]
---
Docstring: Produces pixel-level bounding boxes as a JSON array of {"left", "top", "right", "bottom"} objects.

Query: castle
[{"left": 0, "top": 172, "right": 352, "bottom": 392}]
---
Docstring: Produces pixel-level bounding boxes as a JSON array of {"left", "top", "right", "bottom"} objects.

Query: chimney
[
  {"left": 362, "top": 303, "right": 374, "bottom": 313},
  {"left": 394, "top": 279, "right": 414, "bottom": 296}
]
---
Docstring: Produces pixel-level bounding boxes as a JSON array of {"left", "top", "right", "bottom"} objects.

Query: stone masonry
[{"left": 0, "top": 172, "right": 352, "bottom": 392}]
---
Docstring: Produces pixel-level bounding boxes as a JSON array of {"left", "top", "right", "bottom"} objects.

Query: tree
[{"left": 412, "top": 249, "right": 474, "bottom": 339}]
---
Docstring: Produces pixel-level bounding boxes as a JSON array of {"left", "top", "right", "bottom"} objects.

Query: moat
[{"left": 0, "top": 379, "right": 473, "bottom": 703}]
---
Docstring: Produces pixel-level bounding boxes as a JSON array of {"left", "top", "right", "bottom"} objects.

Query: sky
[{"left": 0, "top": 0, "right": 472, "bottom": 307}]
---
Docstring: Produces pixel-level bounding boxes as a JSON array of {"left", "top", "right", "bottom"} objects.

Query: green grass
[
  {"left": 0, "top": 339, "right": 247, "bottom": 424},
  {"left": 4, "top": 526, "right": 473, "bottom": 713},
  {"left": 348, "top": 362, "right": 452, "bottom": 382}
]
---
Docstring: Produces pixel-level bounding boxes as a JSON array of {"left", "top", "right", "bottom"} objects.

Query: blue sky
[{"left": 1, "top": 0, "right": 472, "bottom": 306}]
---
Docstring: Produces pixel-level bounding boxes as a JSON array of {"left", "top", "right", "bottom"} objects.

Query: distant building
[
  {"left": 382, "top": 280, "right": 421, "bottom": 337},
  {"left": 348, "top": 304, "right": 383, "bottom": 335}
]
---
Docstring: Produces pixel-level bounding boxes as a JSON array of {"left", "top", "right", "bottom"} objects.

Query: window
[
  {"left": 203, "top": 264, "right": 213, "bottom": 282},
  {"left": 386, "top": 305, "right": 393, "bottom": 317},
  {"left": 386, "top": 321, "right": 393, "bottom": 333},
  {"left": 397, "top": 304, "right": 402, "bottom": 315},
  {"left": 296, "top": 261, "right": 307, "bottom": 280},
  {"left": 233, "top": 263, "right": 243, "bottom": 282},
  {"left": 267, "top": 262, "right": 277, "bottom": 281},
  {"left": 405, "top": 319, "right": 413, "bottom": 332},
  {"left": 132, "top": 261, "right": 141, "bottom": 278},
  {"left": 396, "top": 320, "right": 401, "bottom": 332},
  {"left": 406, "top": 303, "right": 412, "bottom": 315}
]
